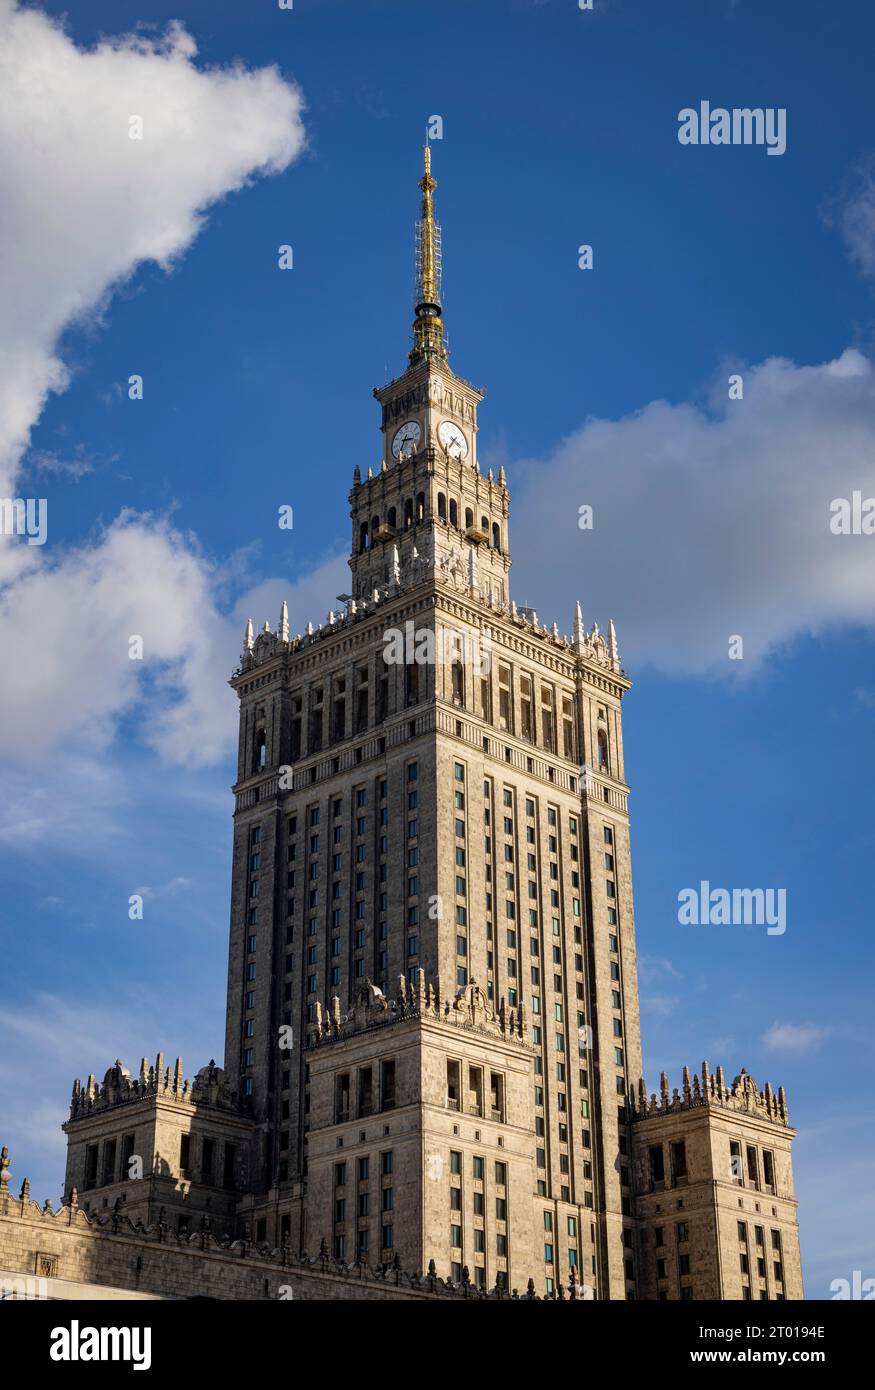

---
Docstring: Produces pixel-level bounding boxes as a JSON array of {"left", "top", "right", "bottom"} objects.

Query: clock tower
[{"left": 349, "top": 145, "right": 510, "bottom": 606}]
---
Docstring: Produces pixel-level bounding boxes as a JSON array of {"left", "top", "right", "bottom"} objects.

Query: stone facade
[
  {"left": 304, "top": 977, "right": 535, "bottom": 1290},
  {"left": 61, "top": 1059, "right": 254, "bottom": 1240},
  {"left": 631, "top": 1064, "right": 803, "bottom": 1300},
  {"left": 1, "top": 145, "right": 803, "bottom": 1302},
  {"left": 0, "top": 1146, "right": 579, "bottom": 1302},
  {"left": 216, "top": 144, "right": 646, "bottom": 1298}
]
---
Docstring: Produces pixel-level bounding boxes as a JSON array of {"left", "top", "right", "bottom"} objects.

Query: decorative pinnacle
[
  {"left": 410, "top": 141, "right": 447, "bottom": 366},
  {"left": 608, "top": 618, "right": 619, "bottom": 668},
  {"left": 573, "top": 601, "right": 586, "bottom": 654}
]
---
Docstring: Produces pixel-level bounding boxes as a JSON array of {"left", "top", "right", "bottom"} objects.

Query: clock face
[
  {"left": 392, "top": 420, "right": 421, "bottom": 458},
  {"left": 438, "top": 420, "right": 469, "bottom": 460}
]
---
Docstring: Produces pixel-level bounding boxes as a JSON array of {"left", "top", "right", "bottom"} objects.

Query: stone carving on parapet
[
  {"left": 0, "top": 1145, "right": 584, "bottom": 1302},
  {"left": 67, "top": 1055, "right": 234, "bottom": 1120},
  {"left": 631, "top": 1063, "right": 790, "bottom": 1126},
  {"left": 236, "top": 556, "right": 624, "bottom": 682},
  {"left": 311, "top": 975, "right": 529, "bottom": 1049}
]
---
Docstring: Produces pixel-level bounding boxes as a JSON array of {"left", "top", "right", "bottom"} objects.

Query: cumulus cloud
[
  {"left": 0, "top": 1, "right": 309, "bottom": 763},
  {"left": 0, "top": 514, "right": 347, "bottom": 764},
  {"left": 761, "top": 1021, "right": 831, "bottom": 1054},
  {"left": 510, "top": 348, "right": 875, "bottom": 673},
  {"left": 0, "top": 0, "right": 304, "bottom": 505}
]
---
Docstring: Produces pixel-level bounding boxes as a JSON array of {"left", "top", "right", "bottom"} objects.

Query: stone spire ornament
[
  {"left": 244, "top": 618, "right": 254, "bottom": 652},
  {"left": 467, "top": 542, "right": 479, "bottom": 592},
  {"left": 573, "top": 601, "right": 586, "bottom": 654},
  {"left": 279, "top": 601, "right": 289, "bottom": 642}
]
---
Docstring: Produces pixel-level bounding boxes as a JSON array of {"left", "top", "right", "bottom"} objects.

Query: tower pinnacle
[{"left": 410, "top": 141, "right": 447, "bottom": 366}]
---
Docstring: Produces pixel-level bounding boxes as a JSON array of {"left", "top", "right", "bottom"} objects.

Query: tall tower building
[
  {"left": 225, "top": 144, "right": 641, "bottom": 1297},
  {"left": 57, "top": 144, "right": 802, "bottom": 1302}
]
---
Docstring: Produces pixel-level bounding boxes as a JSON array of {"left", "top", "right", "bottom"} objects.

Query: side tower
[
  {"left": 225, "top": 145, "right": 641, "bottom": 1295},
  {"left": 305, "top": 977, "right": 536, "bottom": 1290},
  {"left": 61, "top": 1057, "right": 253, "bottom": 1239},
  {"left": 631, "top": 1064, "right": 803, "bottom": 1300}
]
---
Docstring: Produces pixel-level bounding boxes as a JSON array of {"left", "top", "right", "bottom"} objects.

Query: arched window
[
  {"left": 404, "top": 498, "right": 414, "bottom": 528},
  {"left": 387, "top": 506, "right": 397, "bottom": 529},
  {"left": 416, "top": 491, "right": 425, "bottom": 521},
  {"left": 597, "top": 729, "right": 609, "bottom": 773},
  {"left": 465, "top": 507, "right": 474, "bottom": 530},
  {"left": 481, "top": 515, "right": 489, "bottom": 534},
  {"left": 253, "top": 728, "right": 267, "bottom": 773},
  {"left": 491, "top": 521, "right": 502, "bottom": 551},
  {"left": 371, "top": 514, "right": 380, "bottom": 537},
  {"left": 359, "top": 521, "right": 369, "bottom": 552},
  {"left": 438, "top": 492, "right": 447, "bottom": 521},
  {"left": 449, "top": 498, "right": 458, "bottom": 528}
]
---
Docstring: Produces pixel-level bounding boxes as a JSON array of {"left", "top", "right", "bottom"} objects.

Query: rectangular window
[
  {"left": 380, "top": 1060, "right": 396, "bottom": 1111},
  {"left": 671, "top": 1140, "right": 687, "bottom": 1182},
  {"left": 649, "top": 1145, "right": 665, "bottom": 1188},
  {"left": 101, "top": 1137, "right": 117, "bottom": 1186},
  {"left": 498, "top": 665, "right": 513, "bottom": 732}
]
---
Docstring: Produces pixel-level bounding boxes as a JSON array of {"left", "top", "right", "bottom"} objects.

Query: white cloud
[
  {"left": 826, "top": 156, "right": 875, "bottom": 279},
  {"left": 0, "top": 1, "right": 304, "bottom": 509},
  {"left": 0, "top": 2, "right": 310, "bottom": 765},
  {"left": 510, "top": 348, "right": 875, "bottom": 674},
  {"left": 0, "top": 515, "right": 348, "bottom": 765},
  {"left": 761, "top": 1021, "right": 831, "bottom": 1054}
]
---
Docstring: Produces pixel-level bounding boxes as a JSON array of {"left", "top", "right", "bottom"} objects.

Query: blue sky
[{"left": 1, "top": 0, "right": 874, "bottom": 1297}]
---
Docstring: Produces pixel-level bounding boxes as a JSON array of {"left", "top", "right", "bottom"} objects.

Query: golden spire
[{"left": 410, "top": 140, "right": 447, "bottom": 366}]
